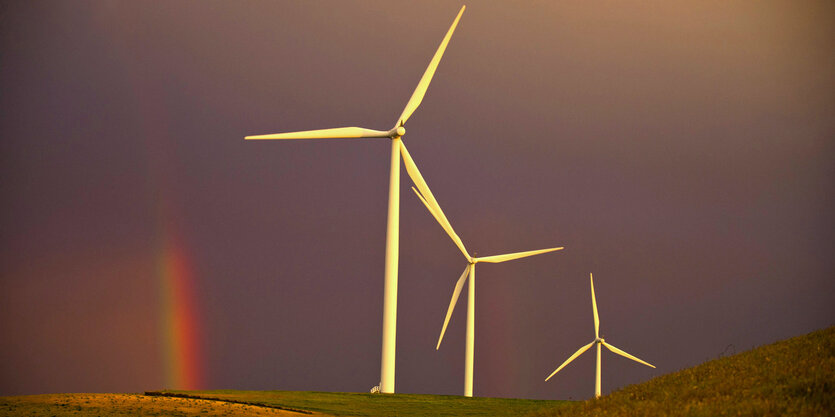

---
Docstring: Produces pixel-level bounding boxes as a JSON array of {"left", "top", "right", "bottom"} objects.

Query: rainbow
[
  {"left": 87, "top": 3, "right": 207, "bottom": 388},
  {"left": 158, "top": 228, "right": 204, "bottom": 390}
]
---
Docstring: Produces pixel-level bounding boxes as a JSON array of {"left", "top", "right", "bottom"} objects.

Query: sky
[{"left": 1, "top": 0, "right": 833, "bottom": 400}]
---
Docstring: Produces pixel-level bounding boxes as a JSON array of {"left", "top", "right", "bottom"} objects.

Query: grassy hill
[
  {"left": 145, "top": 390, "right": 565, "bottom": 416},
  {"left": 0, "top": 391, "right": 565, "bottom": 416},
  {"left": 1, "top": 326, "right": 831, "bottom": 416},
  {"left": 529, "top": 326, "right": 834, "bottom": 417}
]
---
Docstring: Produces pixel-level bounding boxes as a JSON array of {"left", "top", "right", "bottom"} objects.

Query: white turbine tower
[
  {"left": 397, "top": 143, "right": 563, "bottom": 397},
  {"left": 244, "top": 6, "right": 467, "bottom": 394},
  {"left": 545, "top": 273, "right": 655, "bottom": 398}
]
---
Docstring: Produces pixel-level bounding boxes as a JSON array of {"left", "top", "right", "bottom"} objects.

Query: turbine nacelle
[{"left": 387, "top": 126, "right": 406, "bottom": 138}]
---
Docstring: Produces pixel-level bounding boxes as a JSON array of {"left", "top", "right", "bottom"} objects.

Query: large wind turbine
[
  {"left": 545, "top": 273, "right": 655, "bottom": 398},
  {"left": 244, "top": 6, "right": 466, "bottom": 394},
  {"left": 397, "top": 143, "right": 563, "bottom": 397}
]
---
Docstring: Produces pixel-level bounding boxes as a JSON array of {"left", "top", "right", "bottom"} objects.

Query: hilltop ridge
[{"left": 528, "top": 326, "right": 834, "bottom": 416}]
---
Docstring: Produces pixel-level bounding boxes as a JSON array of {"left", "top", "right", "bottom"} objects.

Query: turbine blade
[
  {"left": 602, "top": 342, "right": 656, "bottom": 368},
  {"left": 475, "top": 247, "right": 563, "bottom": 264},
  {"left": 410, "top": 186, "right": 464, "bottom": 258},
  {"left": 591, "top": 273, "right": 599, "bottom": 339},
  {"left": 396, "top": 5, "right": 466, "bottom": 126},
  {"left": 437, "top": 264, "right": 471, "bottom": 350},
  {"left": 411, "top": 187, "right": 443, "bottom": 224},
  {"left": 245, "top": 127, "right": 390, "bottom": 140},
  {"left": 400, "top": 142, "right": 470, "bottom": 260},
  {"left": 545, "top": 341, "right": 595, "bottom": 381}
]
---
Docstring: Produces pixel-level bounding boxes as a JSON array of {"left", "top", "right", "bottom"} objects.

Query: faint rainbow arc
[
  {"left": 90, "top": 3, "right": 207, "bottom": 391},
  {"left": 158, "top": 229, "right": 204, "bottom": 390}
]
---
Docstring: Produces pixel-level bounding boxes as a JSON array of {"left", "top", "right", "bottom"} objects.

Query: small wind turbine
[
  {"left": 244, "top": 6, "right": 467, "bottom": 394},
  {"left": 397, "top": 144, "right": 563, "bottom": 397},
  {"left": 545, "top": 273, "right": 655, "bottom": 399}
]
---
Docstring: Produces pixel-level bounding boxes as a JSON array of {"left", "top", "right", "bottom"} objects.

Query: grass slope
[
  {"left": 529, "top": 326, "right": 834, "bottom": 417},
  {"left": 150, "top": 390, "right": 565, "bottom": 417}
]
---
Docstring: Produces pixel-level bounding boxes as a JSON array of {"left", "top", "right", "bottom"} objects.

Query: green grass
[
  {"left": 528, "top": 326, "right": 834, "bottom": 417},
  {"left": 147, "top": 389, "right": 566, "bottom": 416}
]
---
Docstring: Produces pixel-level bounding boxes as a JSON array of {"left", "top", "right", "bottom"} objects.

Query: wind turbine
[
  {"left": 397, "top": 143, "right": 563, "bottom": 397},
  {"left": 545, "top": 273, "right": 655, "bottom": 399},
  {"left": 244, "top": 6, "right": 467, "bottom": 394}
]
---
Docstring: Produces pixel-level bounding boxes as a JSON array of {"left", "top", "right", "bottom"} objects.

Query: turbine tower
[
  {"left": 545, "top": 273, "right": 655, "bottom": 398},
  {"left": 244, "top": 6, "right": 466, "bottom": 394},
  {"left": 398, "top": 143, "right": 563, "bottom": 397}
]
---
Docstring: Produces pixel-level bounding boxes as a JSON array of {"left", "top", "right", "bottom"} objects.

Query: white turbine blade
[
  {"left": 410, "top": 187, "right": 467, "bottom": 258},
  {"left": 591, "top": 273, "right": 599, "bottom": 339},
  {"left": 400, "top": 142, "right": 470, "bottom": 260},
  {"left": 396, "top": 5, "right": 466, "bottom": 126},
  {"left": 411, "top": 187, "right": 445, "bottom": 225},
  {"left": 245, "top": 127, "right": 391, "bottom": 140},
  {"left": 545, "top": 341, "right": 595, "bottom": 381},
  {"left": 437, "top": 264, "right": 471, "bottom": 350},
  {"left": 475, "top": 247, "right": 563, "bottom": 264},
  {"left": 602, "top": 342, "right": 656, "bottom": 368}
]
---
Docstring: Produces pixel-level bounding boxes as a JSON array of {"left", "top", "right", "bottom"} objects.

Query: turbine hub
[
  {"left": 396, "top": 126, "right": 406, "bottom": 137},
  {"left": 597, "top": 338, "right": 605, "bottom": 343}
]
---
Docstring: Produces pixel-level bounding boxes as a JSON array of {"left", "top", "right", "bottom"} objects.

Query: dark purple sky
[{"left": 1, "top": 0, "right": 833, "bottom": 400}]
